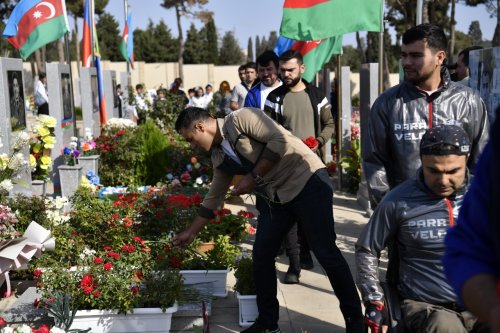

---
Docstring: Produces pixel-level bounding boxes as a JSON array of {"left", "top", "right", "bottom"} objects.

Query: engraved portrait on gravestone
[
  {"left": 61, "top": 73, "right": 73, "bottom": 120},
  {"left": 8, "top": 70, "right": 26, "bottom": 131},
  {"left": 91, "top": 75, "right": 99, "bottom": 114}
]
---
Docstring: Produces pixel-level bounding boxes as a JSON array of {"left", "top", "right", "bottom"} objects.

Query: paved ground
[{"left": 210, "top": 191, "right": 372, "bottom": 333}]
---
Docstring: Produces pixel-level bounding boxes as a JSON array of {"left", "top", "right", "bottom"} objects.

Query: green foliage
[
  {"left": 180, "top": 235, "right": 240, "bottom": 270},
  {"left": 134, "top": 20, "right": 179, "bottom": 63},
  {"left": 340, "top": 138, "right": 361, "bottom": 194},
  {"left": 233, "top": 253, "right": 255, "bottom": 295},
  {"left": 134, "top": 120, "right": 171, "bottom": 185},
  {"left": 199, "top": 208, "right": 250, "bottom": 243},
  {"left": 3, "top": 194, "right": 48, "bottom": 231},
  {"left": 140, "top": 269, "right": 183, "bottom": 309},
  {"left": 247, "top": 37, "right": 254, "bottom": 62},
  {"left": 96, "top": 12, "right": 121, "bottom": 61},
  {"left": 218, "top": 31, "right": 244, "bottom": 65},
  {"left": 204, "top": 19, "right": 218, "bottom": 64},
  {"left": 469, "top": 20, "right": 483, "bottom": 45},
  {"left": 183, "top": 23, "right": 206, "bottom": 64}
]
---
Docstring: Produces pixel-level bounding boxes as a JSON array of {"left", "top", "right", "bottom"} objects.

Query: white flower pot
[
  {"left": 31, "top": 179, "right": 46, "bottom": 196},
  {"left": 180, "top": 269, "right": 228, "bottom": 298},
  {"left": 236, "top": 292, "right": 258, "bottom": 327},
  {"left": 78, "top": 154, "right": 100, "bottom": 177},
  {"left": 70, "top": 304, "right": 178, "bottom": 333},
  {"left": 58, "top": 164, "right": 82, "bottom": 198}
]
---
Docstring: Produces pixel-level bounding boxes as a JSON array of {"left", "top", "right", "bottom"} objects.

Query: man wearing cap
[
  {"left": 356, "top": 124, "right": 487, "bottom": 333},
  {"left": 362, "top": 24, "right": 489, "bottom": 207}
]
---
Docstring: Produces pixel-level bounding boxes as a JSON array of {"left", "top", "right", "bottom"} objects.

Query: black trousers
[
  {"left": 38, "top": 103, "right": 49, "bottom": 115},
  {"left": 253, "top": 169, "right": 363, "bottom": 331}
]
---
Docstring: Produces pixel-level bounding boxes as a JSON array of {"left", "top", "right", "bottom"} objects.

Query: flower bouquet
[
  {"left": 30, "top": 115, "right": 56, "bottom": 181},
  {"left": 80, "top": 128, "right": 97, "bottom": 157},
  {"left": 62, "top": 137, "right": 80, "bottom": 166},
  {"left": 0, "top": 131, "right": 31, "bottom": 196},
  {"left": 0, "top": 204, "right": 21, "bottom": 248}
]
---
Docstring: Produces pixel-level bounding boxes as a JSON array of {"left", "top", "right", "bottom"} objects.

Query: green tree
[
  {"left": 96, "top": 12, "right": 121, "bottom": 61},
  {"left": 154, "top": 20, "right": 180, "bottom": 62},
  {"left": 204, "top": 18, "right": 218, "bottom": 64},
  {"left": 255, "top": 36, "right": 261, "bottom": 58},
  {"left": 134, "top": 20, "right": 178, "bottom": 63},
  {"left": 218, "top": 31, "right": 244, "bottom": 65},
  {"left": 247, "top": 37, "right": 254, "bottom": 62},
  {"left": 468, "top": 20, "right": 483, "bottom": 45},
  {"left": 184, "top": 23, "right": 205, "bottom": 64},
  {"left": 454, "top": 30, "right": 473, "bottom": 54},
  {"left": 267, "top": 31, "right": 278, "bottom": 51},
  {"left": 161, "top": 0, "right": 213, "bottom": 80}
]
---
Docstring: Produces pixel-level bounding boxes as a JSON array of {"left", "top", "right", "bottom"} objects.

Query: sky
[{"left": 101, "top": 0, "right": 496, "bottom": 52}]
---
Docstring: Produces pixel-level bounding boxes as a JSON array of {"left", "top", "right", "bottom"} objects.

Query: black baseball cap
[{"left": 420, "top": 124, "right": 470, "bottom": 156}]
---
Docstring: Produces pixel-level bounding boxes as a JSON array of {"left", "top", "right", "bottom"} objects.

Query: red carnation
[
  {"left": 130, "top": 286, "right": 139, "bottom": 294},
  {"left": 169, "top": 257, "right": 182, "bottom": 268},
  {"left": 93, "top": 290, "right": 101, "bottom": 298},
  {"left": 103, "top": 262, "right": 113, "bottom": 271},
  {"left": 33, "top": 325, "right": 50, "bottom": 333},
  {"left": 83, "top": 286, "right": 93, "bottom": 294},
  {"left": 33, "top": 269, "right": 43, "bottom": 278},
  {"left": 303, "top": 136, "right": 318, "bottom": 149},
  {"left": 93, "top": 257, "right": 103, "bottom": 264}
]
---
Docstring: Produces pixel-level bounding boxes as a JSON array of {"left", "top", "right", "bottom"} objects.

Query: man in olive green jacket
[{"left": 173, "top": 107, "right": 362, "bottom": 333}]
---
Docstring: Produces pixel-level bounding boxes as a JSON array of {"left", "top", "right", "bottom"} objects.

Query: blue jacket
[
  {"left": 244, "top": 84, "right": 263, "bottom": 109},
  {"left": 443, "top": 142, "right": 500, "bottom": 303}
]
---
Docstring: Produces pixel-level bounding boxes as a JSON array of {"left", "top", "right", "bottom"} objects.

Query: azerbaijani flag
[
  {"left": 3, "top": 0, "right": 69, "bottom": 59},
  {"left": 274, "top": 35, "right": 343, "bottom": 82},
  {"left": 81, "top": 0, "right": 92, "bottom": 67},
  {"left": 119, "top": 12, "right": 134, "bottom": 69},
  {"left": 280, "top": 0, "right": 382, "bottom": 41}
]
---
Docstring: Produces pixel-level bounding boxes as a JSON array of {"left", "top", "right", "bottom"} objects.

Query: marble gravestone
[
  {"left": 340, "top": 66, "right": 353, "bottom": 153},
  {"left": 80, "top": 67, "right": 100, "bottom": 137},
  {"left": 357, "top": 62, "right": 380, "bottom": 214},
  {"left": 0, "top": 57, "right": 32, "bottom": 195},
  {"left": 103, "top": 70, "right": 118, "bottom": 119},
  {"left": 46, "top": 63, "right": 76, "bottom": 194}
]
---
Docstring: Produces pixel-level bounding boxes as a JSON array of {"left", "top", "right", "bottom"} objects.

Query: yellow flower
[
  {"left": 37, "top": 126, "right": 50, "bottom": 137},
  {"left": 42, "top": 135, "right": 56, "bottom": 149},
  {"left": 38, "top": 115, "right": 57, "bottom": 128},
  {"left": 31, "top": 143, "right": 42, "bottom": 153},
  {"left": 40, "top": 156, "right": 52, "bottom": 169},
  {"left": 30, "top": 154, "right": 37, "bottom": 167},
  {"left": 0, "top": 154, "right": 9, "bottom": 169}
]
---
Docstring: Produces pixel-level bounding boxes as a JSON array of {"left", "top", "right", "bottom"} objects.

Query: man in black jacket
[
  {"left": 356, "top": 125, "right": 486, "bottom": 333},
  {"left": 362, "top": 24, "right": 489, "bottom": 207},
  {"left": 264, "top": 50, "right": 335, "bottom": 283}
]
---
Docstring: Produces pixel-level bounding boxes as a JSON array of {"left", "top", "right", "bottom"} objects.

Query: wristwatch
[{"left": 250, "top": 170, "right": 265, "bottom": 186}]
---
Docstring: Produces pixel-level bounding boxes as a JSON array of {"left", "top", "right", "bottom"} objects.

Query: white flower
[
  {"left": 1, "top": 327, "right": 14, "bottom": 333},
  {"left": 12, "top": 131, "right": 30, "bottom": 150},
  {"left": 7, "top": 153, "right": 25, "bottom": 170},
  {"left": 69, "top": 141, "right": 78, "bottom": 149},
  {"left": 71, "top": 136, "right": 78, "bottom": 142},
  {"left": 50, "top": 328, "right": 66, "bottom": 333},
  {"left": 14, "top": 325, "right": 31, "bottom": 333},
  {"left": 79, "top": 247, "right": 96, "bottom": 259},
  {"left": 0, "top": 179, "right": 13, "bottom": 192}
]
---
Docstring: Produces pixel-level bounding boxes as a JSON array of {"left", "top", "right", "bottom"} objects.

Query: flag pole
[
  {"left": 336, "top": 54, "right": 342, "bottom": 190},
  {"left": 64, "top": 32, "right": 78, "bottom": 138},
  {"left": 416, "top": 0, "right": 423, "bottom": 25},
  {"left": 90, "top": 0, "right": 95, "bottom": 64},
  {"left": 378, "top": 0, "right": 384, "bottom": 94},
  {"left": 124, "top": 0, "right": 130, "bottom": 74}
]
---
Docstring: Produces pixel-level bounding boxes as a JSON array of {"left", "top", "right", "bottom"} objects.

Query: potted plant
[
  {"left": 29, "top": 115, "right": 56, "bottom": 196},
  {"left": 35, "top": 237, "right": 182, "bottom": 333},
  {"left": 155, "top": 235, "right": 240, "bottom": 298},
  {"left": 58, "top": 137, "right": 82, "bottom": 198},
  {"left": 77, "top": 128, "right": 99, "bottom": 178},
  {"left": 233, "top": 251, "right": 258, "bottom": 327}
]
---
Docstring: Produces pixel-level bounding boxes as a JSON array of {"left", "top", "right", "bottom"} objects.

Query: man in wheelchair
[{"left": 355, "top": 125, "right": 487, "bottom": 333}]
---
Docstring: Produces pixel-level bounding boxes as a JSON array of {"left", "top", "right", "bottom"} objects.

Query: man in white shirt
[
  {"left": 244, "top": 51, "right": 282, "bottom": 110},
  {"left": 34, "top": 72, "right": 49, "bottom": 115}
]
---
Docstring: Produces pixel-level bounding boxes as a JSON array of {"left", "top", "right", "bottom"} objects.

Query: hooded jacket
[
  {"left": 362, "top": 68, "right": 488, "bottom": 206},
  {"left": 355, "top": 169, "right": 469, "bottom": 305}
]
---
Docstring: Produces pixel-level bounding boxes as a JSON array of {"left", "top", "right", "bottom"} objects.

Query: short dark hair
[
  {"left": 238, "top": 64, "right": 247, "bottom": 72},
  {"left": 256, "top": 50, "right": 279, "bottom": 70},
  {"left": 245, "top": 62, "right": 257, "bottom": 71},
  {"left": 38, "top": 72, "right": 46, "bottom": 80},
  {"left": 136, "top": 84, "right": 144, "bottom": 90},
  {"left": 175, "top": 107, "right": 212, "bottom": 132},
  {"left": 458, "top": 46, "right": 483, "bottom": 66},
  {"left": 279, "top": 50, "right": 303, "bottom": 65},
  {"left": 402, "top": 24, "right": 447, "bottom": 53}
]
